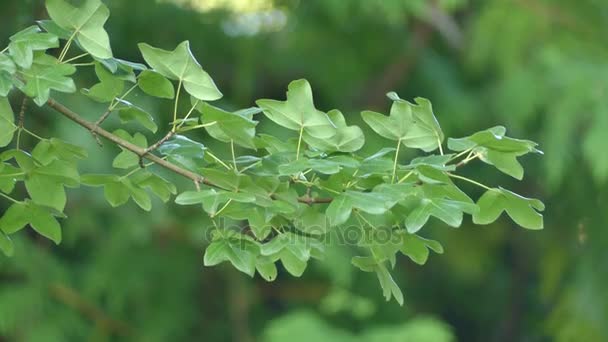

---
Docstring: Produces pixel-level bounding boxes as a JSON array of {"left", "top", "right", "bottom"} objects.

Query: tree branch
[
  {"left": 45, "top": 98, "right": 334, "bottom": 205},
  {"left": 49, "top": 283, "right": 132, "bottom": 337}
]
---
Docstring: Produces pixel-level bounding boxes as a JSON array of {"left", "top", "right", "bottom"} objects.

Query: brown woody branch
[{"left": 45, "top": 98, "right": 334, "bottom": 205}]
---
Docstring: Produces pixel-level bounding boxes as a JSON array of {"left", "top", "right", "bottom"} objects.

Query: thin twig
[
  {"left": 139, "top": 130, "right": 176, "bottom": 167},
  {"left": 16, "top": 97, "right": 27, "bottom": 149},
  {"left": 91, "top": 109, "right": 112, "bottom": 146},
  {"left": 45, "top": 98, "right": 333, "bottom": 205}
]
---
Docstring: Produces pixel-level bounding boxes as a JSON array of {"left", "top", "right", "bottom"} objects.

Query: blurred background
[{"left": 1, "top": 0, "right": 607, "bottom": 341}]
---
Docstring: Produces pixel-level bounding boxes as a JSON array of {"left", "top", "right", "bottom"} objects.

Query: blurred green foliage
[{"left": 0, "top": 0, "right": 606, "bottom": 341}]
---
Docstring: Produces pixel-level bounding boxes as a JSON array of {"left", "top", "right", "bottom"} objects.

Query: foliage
[{"left": 0, "top": 0, "right": 545, "bottom": 309}]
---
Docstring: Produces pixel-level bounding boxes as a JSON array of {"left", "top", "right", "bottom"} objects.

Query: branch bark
[{"left": 45, "top": 98, "right": 334, "bottom": 205}]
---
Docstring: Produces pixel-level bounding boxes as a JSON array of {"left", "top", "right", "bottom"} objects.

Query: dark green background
[{"left": 1, "top": 0, "right": 606, "bottom": 341}]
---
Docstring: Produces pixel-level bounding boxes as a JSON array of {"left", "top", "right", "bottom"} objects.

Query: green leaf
[
  {"left": 158, "top": 135, "right": 205, "bottom": 160},
  {"left": 45, "top": 0, "right": 113, "bottom": 59},
  {"left": 256, "top": 79, "right": 337, "bottom": 144},
  {"left": 115, "top": 99, "right": 157, "bottom": 133},
  {"left": 204, "top": 238, "right": 258, "bottom": 277},
  {"left": 0, "top": 72, "right": 13, "bottom": 97},
  {"left": 31, "top": 138, "right": 88, "bottom": 164},
  {"left": 0, "top": 163, "right": 21, "bottom": 193},
  {"left": 137, "top": 70, "right": 175, "bottom": 99},
  {"left": 248, "top": 207, "right": 272, "bottom": 240},
  {"left": 473, "top": 187, "right": 545, "bottom": 230},
  {"left": 362, "top": 94, "right": 443, "bottom": 152},
  {"left": 255, "top": 256, "right": 277, "bottom": 281},
  {"left": 399, "top": 233, "right": 444, "bottom": 265},
  {"left": 0, "top": 202, "right": 30, "bottom": 234},
  {"left": 302, "top": 109, "right": 365, "bottom": 152},
  {"left": 24, "top": 174, "right": 67, "bottom": 212},
  {"left": 124, "top": 179, "right": 152, "bottom": 211},
  {"left": 279, "top": 249, "right": 308, "bottom": 277},
  {"left": 103, "top": 180, "right": 130, "bottom": 207},
  {"left": 352, "top": 257, "right": 403, "bottom": 305},
  {"left": 81, "top": 174, "right": 119, "bottom": 186},
  {"left": 260, "top": 233, "right": 314, "bottom": 277},
  {"left": 8, "top": 26, "right": 59, "bottom": 69},
  {"left": 345, "top": 191, "right": 401, "bottom": 215},
  {"left": 112, "top": 131, "right": 147, "bottom": 169},
  {"left": 81, "top": 62, "right": 124, "bottom": 103},
  {"left": 138, "top": 41, "right": 222, "bottom": 101},
  {"left": 0, "top": 231, "right": 14, "bottom": 257},
  {"left": 132, "top": 172, "right": 176, "bottom": 203},
  {"left": 37, "top": 20, "right": 71, "bottom": 40},
  {"left": 448, "top": 126, "right": 541, "bottom": 180},
  {"left": 278, "top": 158, "right": 343, "bottom": 176},
  {"left": 197, "top": 102, "right": 259, "bottom": 149},
  {"left": 21, "top": 53, "right": 76, "bottom": 106},
  {"left": 294, "top": 206, "right": 328, "bottom": 235},
  {"left": 0, "top": 202, "right": 63, "bottom": 245},
  {"left": 29, "top": 203, "right": 62, "bottom": 244},
  {"left": 0, "top": 97, "right": 15, "bottom": 147},
  {"left": 325, "top": 194, "right": 353, "bottom": 227}
]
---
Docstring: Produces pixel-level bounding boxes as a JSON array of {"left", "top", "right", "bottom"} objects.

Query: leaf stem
[
  {"left": 230, "top": 140, "right": 238, "bottom": 172},
  {"left": 397, "top": 170, "right": 414, "bottom": 184},
  {"left": 448, "top": 148, "right": 473, "bottom": 163},
  {"left": 391, "top": 139, "right": 402, "bottom": 183},
  {"left": 58, "top": 31, "right": 78, "bottom": 62},
  {"left": 22, "top": 128, "right": 45, "bottom": 141},
  {"left": 62, "top": 52, "right": 90, "bottom": 64},
  {"left": 175, "top": 100, "right": 199, "bottom": 131},
  {"left": 0, "top": 47, "right": 8, "bottom": 54},
  {"left": 296, "top": 125, "right": 304, "bottom": 160},
  {"left": 0, "top": 192, "right": 20, "bottom": 204},
  {"left": 71, "top": 62, "right": 95, "bottom": 67},
  {"left": 448, "top": 173, "right": 491, "bottom": 190},
  {"left": 213, "top": 199, "right": 233, "bottom": 218},
  {"left": 171, "top": 80, "right": 183, "bottom": 133},
  {"left": 437, "top": 136, "right": 444, "bottom": 155},
  {"left": 108, "top": 84, "right": 138, "bottom": 111},
  {"left": 206, "top": 150, "right": 231, "bottom": 170},
  {"left": 177, "top": 121, "right": 217, "bottom": 132}
]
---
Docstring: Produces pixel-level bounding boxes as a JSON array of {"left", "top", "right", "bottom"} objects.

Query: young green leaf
[
  {"left": 256, "top": 79, "right": 337, "bottom": 144},
  {"left": 448, "top": 126, "right": 542, "bottom": 180},
  {"left": 21, "top": 54, "right": 76, "bottom": 106},
  {"left": 302, "top": 109, "right": 365, "bottom": 153},
  {"left": 362, "top": 94, "right": 443, "bottom": 152},
  {"left": 81, "top": 62, "right": 124, "bottom": 103},
  {"left": 138, "top": 41, "right": 222, "bottom": 101},
  {"left": 196, "top": 102, "right": 259, "bottom": 149},
  {"left": 325, "top": 194, "right": 353, "bottom": 227},
  {"left": 137, "top": 70, "right": 175, "bottom": 99},
  {"left": 473, "top": 187, "right": 545, "bottom": 230},
  {"left": 8, "top": 26, "right": 59, "bottom": 69},
  {"left": 399, "top": 233, "right": 444, "bottom": 265},
  {"left": 0, "top": 97, "right": 15, "bottom": 147},
  {"left": 115, "top": 99, "right": 158, "bottom": 133},
  {"left": 0, "top": 231, "right": 14, "bottom": 257},
  {"left": 45, "top": 0, "right": 113, "bottom": 59}
]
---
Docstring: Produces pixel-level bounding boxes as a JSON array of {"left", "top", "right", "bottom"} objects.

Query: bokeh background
[{"left": 1, "top": 0, "right": 607, "bottom": 341}]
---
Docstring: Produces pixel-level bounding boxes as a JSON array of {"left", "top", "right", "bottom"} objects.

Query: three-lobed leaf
[
  {"left": 138, "top": 41, "right": 222, "bottom": 101},
  {"left": 362, "top": 93, "right": 444, "bottom": 152},
  {"left": 45, "top": 0, "right": 113, "bottom": 59},
  {"left": 473, "top": 187, "right": 545, "bottom": 230}
]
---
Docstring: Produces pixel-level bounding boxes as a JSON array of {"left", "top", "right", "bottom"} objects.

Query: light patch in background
[
  {"left": 162, "top": 0, "right": 288, "bottom": 36},
  {"left": 222, "top": 10, "right": 287, "bottom": 37},
  {"left": 164, "top": 0, "right": 275, "bottom": 13}
]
